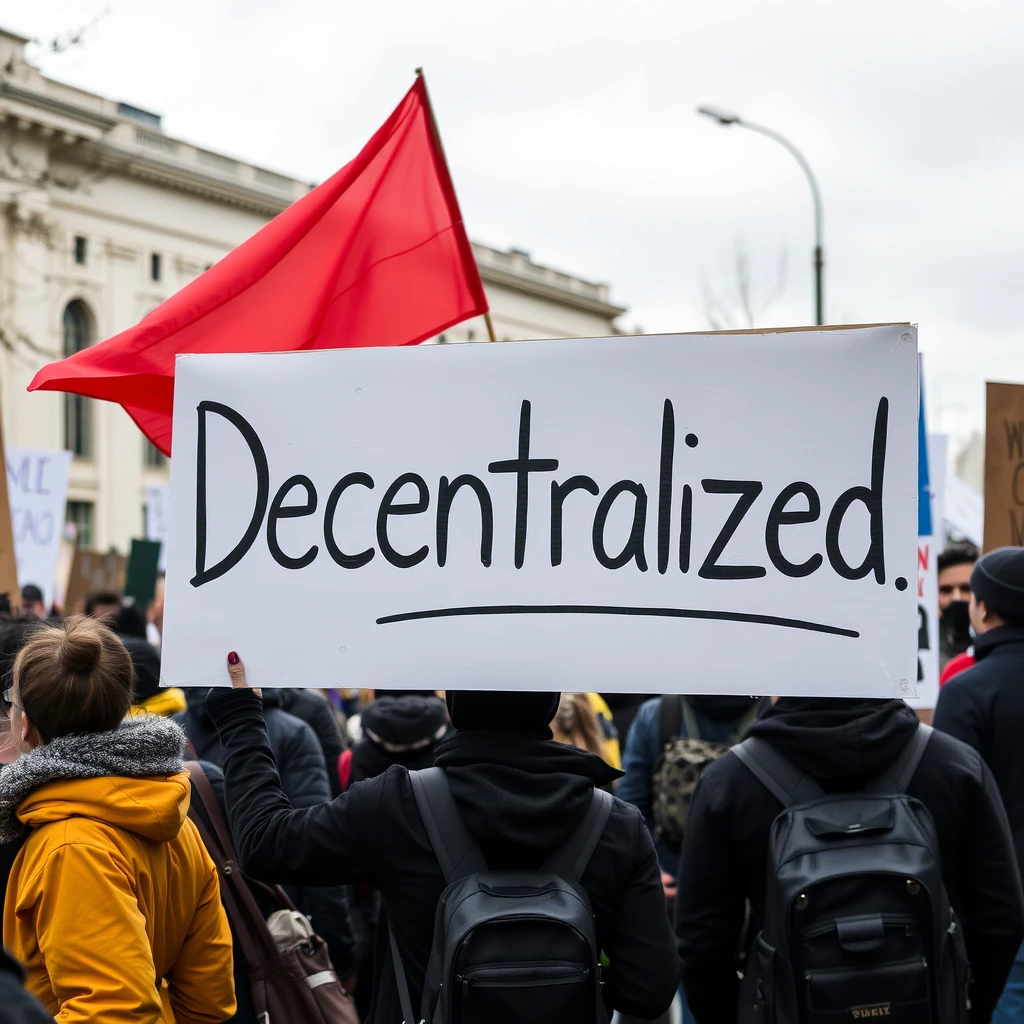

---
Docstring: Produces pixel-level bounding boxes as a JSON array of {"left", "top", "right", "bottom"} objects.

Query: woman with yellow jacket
[{"left": 0, "top": 615, "right": 236, "bottom": 1024}]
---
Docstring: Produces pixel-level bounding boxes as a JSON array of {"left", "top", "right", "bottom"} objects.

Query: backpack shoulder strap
[
  {"left": 541, "top": 787, "right": 613, "bottom": 881},
  {"left": 680, "top": 697, "right": 701, "bottom": 741},
  {"left": 658, "top": 695, "right": 683, "bottom": 747},
  {"left": 731, "top": 737, "right": 825, "bottom": 807},
  {"left": 408, "top": 767, "right": 487, "bottom": 883},
  {"left": 865, "top": 724, "right": 933, "bottom": 795}
]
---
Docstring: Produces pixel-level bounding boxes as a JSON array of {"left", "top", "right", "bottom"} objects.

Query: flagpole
[{"left": 415, "top": 67, "right": 497, "bottom": 344}]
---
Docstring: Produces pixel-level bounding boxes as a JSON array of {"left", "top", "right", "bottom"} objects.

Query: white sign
[
  {"left": 162, "top": 327, "right": 920, "bottom": 696},
  {"left": 5, "top": 448, "right": 72, "bottom": 607},
  {"left": 146, "top": 484, "right": 170, "bottom": 572},
  {"left": 945, "top": 474, "right": 983, "bottom": 547}
]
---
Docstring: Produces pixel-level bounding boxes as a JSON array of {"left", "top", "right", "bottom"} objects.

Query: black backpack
[
  {"left": 732, "top": 724, "right": 971, "bottom": 1024},
  {"left": 391, "top": 766, "right": 613, "bottom": 1024}
]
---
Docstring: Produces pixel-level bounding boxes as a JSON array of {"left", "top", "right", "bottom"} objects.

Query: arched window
[{"left": 62, "top": 300, "right": 93, "bottom": 457}]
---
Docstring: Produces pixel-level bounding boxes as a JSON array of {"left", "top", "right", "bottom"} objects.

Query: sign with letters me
[{"left": 161, "top": 325, "right": 919, "bottom": 696}]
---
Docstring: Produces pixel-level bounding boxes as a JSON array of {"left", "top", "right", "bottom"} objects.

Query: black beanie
[
  {"left": 971, "top": 547, "right": 1024, "bottom": 621},
  {"left": 445, "top": 690, "right": 560, "bottom": 737}
]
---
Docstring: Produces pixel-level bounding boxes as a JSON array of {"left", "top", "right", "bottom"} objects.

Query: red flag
[{"left": 29, "top": 79, "right": 488, "bottom": 454}]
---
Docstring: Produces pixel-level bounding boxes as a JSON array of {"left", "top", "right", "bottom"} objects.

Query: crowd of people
[{"left": 0, "top": 543, "right": 1022, "bottom": 1022}]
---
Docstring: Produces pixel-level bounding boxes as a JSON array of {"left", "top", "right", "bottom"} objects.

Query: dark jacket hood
[
  {"left": 435, "top": 730, "right": 623, "bottom": 857},
  {"left": 747, "top": 697, "right": 919, "bottom": 785}
]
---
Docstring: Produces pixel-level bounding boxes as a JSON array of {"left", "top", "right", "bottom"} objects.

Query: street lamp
[{"left": 697, "top": 105, "right": 824, "bottom": 327}]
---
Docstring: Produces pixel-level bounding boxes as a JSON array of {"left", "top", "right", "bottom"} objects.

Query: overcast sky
[{"left": 14, "top": 0, "right": 1024, "bottom": 454}]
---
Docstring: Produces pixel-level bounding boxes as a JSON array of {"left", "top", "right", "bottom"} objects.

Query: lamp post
[{"left": 697, "top": 105, "right": 824, "bottom": 326}]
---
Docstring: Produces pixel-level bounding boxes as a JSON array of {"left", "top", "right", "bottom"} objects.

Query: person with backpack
[
  {"left": 935, "top": 546, "right": 1024, "bottom": 1020},
  {"left": 619, "top": 695, "right": 767, "bottom": 874},
  {"left": 206, "top": 653, "right": 680, "bottom": 1024},
  {"left": 675, "top": 696, "right": 1024, "bottom": 1024}
]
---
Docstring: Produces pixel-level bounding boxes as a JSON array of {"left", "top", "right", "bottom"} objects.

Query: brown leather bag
[{"left": 185, "top": 761, "right": 359, "bottom": 1024}]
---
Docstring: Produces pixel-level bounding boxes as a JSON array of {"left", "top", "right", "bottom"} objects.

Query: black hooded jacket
[
  {"left": 206, "top": 688, "right": 680, "bottom": 1024},
  {"left": 175, "top": 689, "right": 355, "bottom": 976},
  {"left": 675, "top": 698, "right": 1024, "bottom": 1024},
  {"left": 935, "top": 625, "right": 1024, "bottom": 880}
]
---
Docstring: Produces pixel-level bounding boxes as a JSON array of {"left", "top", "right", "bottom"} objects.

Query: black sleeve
[
  {"left": 206, "top": 687, "right": 383, "bottom": 886},
  {"left": 934, "top": 680, "right": 985, "bottom": 755},
  {"left": 674, "top": 769, "right": 745, "bottom": 1024},
  {"left": 960, "top": 759, "right": 1024, "bottom": 1022},
  {"left": 601, "top": 806, "right": 681, "bottom": 1018}
]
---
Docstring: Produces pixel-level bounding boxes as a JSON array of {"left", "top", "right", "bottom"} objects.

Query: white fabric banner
[
  {"left": 162, "top": 327, "right": 919, "bottom": 695},
  {"left": 5, "top": 448, "right": 73, "bottom": 607}
]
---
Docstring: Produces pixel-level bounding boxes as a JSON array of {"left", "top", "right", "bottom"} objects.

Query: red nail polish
[{"left": 228, "top": 652, "right": 239, "bottom": 665}]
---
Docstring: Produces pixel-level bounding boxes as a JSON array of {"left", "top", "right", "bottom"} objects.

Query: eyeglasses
[{"left": 3, "top": 687, "right": 21, "bottom": 713}]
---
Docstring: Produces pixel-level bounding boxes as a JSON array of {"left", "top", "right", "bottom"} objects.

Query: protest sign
[
  {"left": 983, "top": 382, "right": 1024, "bottom": 551},
  {"left": 145, "top": 484, "right": 170, "bottom": 571},
  {"left": 161, "top": 325, "right": 919, "bottom": 695},
  {"left": 64, "top": 549, "right": 126, "bottom": 615},
  {"left": 928, "top": 434, "right": 947, "bottom": 556},
  {"left": 125, "top": 538, "right": 162, "bottom": 608},
  {"left": 909, "top": 369, "right": 939, "bottom": 711},
  {"left": 5, "top": 447, "right": 72, "bottom": 607},
  {"left": 945, "top": 474, "right": 983, "bottom": 547},
  {"left": 51, "top": 524, "right": 78, "bottom": 614},
  {"left": 0, "top": 412, "right": 19, "bottom": 612}
]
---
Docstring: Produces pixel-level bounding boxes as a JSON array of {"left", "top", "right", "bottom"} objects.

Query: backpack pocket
[
  {"left": 804, "top": 957, "right": 931, "bottom": 1023},
  {"left": 456, "top": 960, "right": 591, "bottom": 1024}
]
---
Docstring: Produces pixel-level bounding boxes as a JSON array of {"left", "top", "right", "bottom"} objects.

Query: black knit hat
[
  {"left": 971, "top": 547, "right": 1024, "bottom": 620},
  {"left": 445, "top": 690, "right": 560, "bottom": 737}
]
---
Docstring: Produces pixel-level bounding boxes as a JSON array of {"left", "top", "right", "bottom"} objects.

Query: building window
[
  {"left": 150, "top": 252, "right": 162, "bottom": 282},
  {"left": 62, "top": 300, "right": 93, "bottom": 458},
  {"left": 143, "top": 439, "right": 167, "bottom": 469},
  {"left": 73, "top": 236, "right": 87, "bottom": 265},
  {"left": 66, "top": 501, "right": 94, "bottom": 550}
]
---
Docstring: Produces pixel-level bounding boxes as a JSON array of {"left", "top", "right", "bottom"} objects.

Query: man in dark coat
[
  {"left": 176, "top": 688, "right": 355, "bottom": 983},
  {"left": 207, "top": 664, "right": 681, "bottom": 1024},
  {"left": 936, "top": 546, "right": 1024, "bottom": 1020},
  {"left": 676, "top": 697, "right": 1024, "bottom": 1024}
]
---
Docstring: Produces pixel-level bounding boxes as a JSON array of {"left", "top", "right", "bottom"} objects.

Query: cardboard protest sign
[
  {"left": 162, "top": 326, "right": 919, "bottom": 695},
  {"left": 0, "top": 412, "right": 19, "bottom": 612},
  {"left": 983, "top": 382, "right": 1024, "bottom": 551},
  {"left": 5, "top": 447, "right": 73, "bottom": 607},
  {"left": 145, "top": 485, "right": 170, "bottom": 572},
  {"left": 64, "top": 550, "right": 126, "bottom": 615},
  {"left": 51, "top": 524, "right": 78, "bottom": 614}
]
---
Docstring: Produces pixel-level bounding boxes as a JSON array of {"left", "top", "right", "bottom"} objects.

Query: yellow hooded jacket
[{"left": 2, "top": 717, "right": 236, "bottom": 1024}]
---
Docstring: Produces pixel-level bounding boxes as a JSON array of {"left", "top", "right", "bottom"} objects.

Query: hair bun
[{"left": 59, "top": 624, "right": 103, "bottom": 674}]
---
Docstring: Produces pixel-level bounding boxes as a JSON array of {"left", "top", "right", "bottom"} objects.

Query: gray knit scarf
[{"left": 0, "top": 714, "right": 186, "bottom": 843}]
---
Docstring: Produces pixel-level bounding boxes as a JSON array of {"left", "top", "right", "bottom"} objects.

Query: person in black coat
[
  {"left": 267, "top": 689, "right": 346, "bottom": 796},
  {"left": 675, "top": 697, "right": 1024, "bottom": 1024},
  {"left": 935, "top": 546, "right": 1024, "bottom": 1019},
  {"left": 175, "top": 688, "right": 356, "bottom": 983},
  {"left": 207, "top": 658, "right": 681, "bottom": 1024}
]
